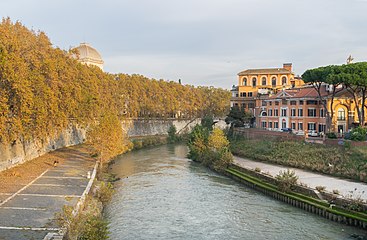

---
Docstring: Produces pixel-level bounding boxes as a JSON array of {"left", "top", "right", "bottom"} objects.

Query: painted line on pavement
[
  {"left": 18, "top": 193, "right": 82, "bottom": 198},
  {"left": 32, "top": 183, "right": 87, "bottom": 187},
  {"left": 41, "top": 176, "right": 85, "bottom": 179},
  {"left": 0, "top": 169, "right": 49, "bottom": 207},
  {"left": 0, "top": 226, "right": 60, "bottom": 231},
  {"left": 0, "top": 207, "right": 46, "bottom": 211},
  {"left": 0, "top": 193, "right": 12, "bottom": 195}
]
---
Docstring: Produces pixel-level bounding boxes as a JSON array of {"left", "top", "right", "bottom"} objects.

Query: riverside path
[
  {"left": 0, "top": 146, "right": 95, "bottom": 240},
  {"left": 233, "top": 156, "right": 367, "bottom": 202}
]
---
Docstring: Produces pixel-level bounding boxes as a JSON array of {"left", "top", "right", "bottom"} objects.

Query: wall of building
[{"left": 0, "top": 119, "right": 228, "bottom": 171}]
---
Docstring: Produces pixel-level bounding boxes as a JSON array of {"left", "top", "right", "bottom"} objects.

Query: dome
[{"left": 74, "top": 43, "right": 104, "bottom": 70}]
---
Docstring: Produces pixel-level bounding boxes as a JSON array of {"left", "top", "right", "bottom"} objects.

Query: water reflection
[{"left": 106, "top": 144, "right": 366, "bottom": 240}]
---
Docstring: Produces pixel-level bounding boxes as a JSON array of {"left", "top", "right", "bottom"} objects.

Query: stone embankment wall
[
  {"left": 0, "top": 124, "right": 87, "bottom": 171},
  {"left": 0, "top": 118, "right": 228, "bottom": 171},
  {"left": 226, "top": 164, "right": 367, "bottom": 229}
]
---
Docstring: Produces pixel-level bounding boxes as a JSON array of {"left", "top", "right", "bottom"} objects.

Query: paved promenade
[
  {"left": 233, "top": 156, "right": 367, "bottom": 202},
  {"left": 0, "top": 147, "right": 95, "bottom": 240}
]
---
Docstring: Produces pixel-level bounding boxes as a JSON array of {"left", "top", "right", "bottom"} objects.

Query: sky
[{"left": 0, "top": 0, "right": 367, "bottom": 89}]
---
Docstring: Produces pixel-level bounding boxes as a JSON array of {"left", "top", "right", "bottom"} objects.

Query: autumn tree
[{"left": 87, "top": 112, "right": 130, "bottom": 165}]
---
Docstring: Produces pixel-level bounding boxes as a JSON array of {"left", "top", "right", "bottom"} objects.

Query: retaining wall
[
  {"left": 1, "top": 118, "right": 228, "bottom": 171},
  {"left": 226, "top": 165, "right": 367, "bottom": 230}
]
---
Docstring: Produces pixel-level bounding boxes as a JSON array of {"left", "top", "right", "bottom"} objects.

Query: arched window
[
  {"left": 243, "top": 78, "right": 247, "bottom": 86},
  {"left": 272, "top": 77, "right": 277, "bottom": 87},
  {"left": 262, "top": 77, "right": 267, "bottom": 86},
  {"left": 252, "top": 77, "right": 257, "bottom": 87},
  {"left": 282, "top": 76, "right": 287, "bottom": 85},
  {"left": 337, "top": 108, "right": 346, "bottom": 121}
]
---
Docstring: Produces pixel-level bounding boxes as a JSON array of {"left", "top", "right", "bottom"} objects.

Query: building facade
[
  {"left": 231, "top": 63, "right": 304, "bottom": 118},
  {"left": 231, "top": 63, "right": 366, "bottom": 134}
]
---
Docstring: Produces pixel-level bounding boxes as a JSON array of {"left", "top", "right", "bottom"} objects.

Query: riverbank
[
  {"left": 0, "top": 145, "right": 96, "bottom": 240},
  {"left": 226, "top": 156, "right": 367, "bottom": 230},
  {"left": 230, "top": 137, "right": 367, "bottom": 183}
]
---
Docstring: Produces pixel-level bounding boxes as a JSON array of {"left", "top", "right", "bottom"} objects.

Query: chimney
[{"left": 283, "top": 63, "right": 292, "bottom": 71}]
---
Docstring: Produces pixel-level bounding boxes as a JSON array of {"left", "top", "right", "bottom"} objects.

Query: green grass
[{"left": 230, "top": 138, "right": 367, "bottom": 183}]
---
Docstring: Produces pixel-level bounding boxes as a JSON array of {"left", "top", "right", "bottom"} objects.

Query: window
[
  {"left": 274, "top": 109, "right": 279, "bottom": 116},
  {"left": 291, "top": 108, "right": 296, "bottom": 117},
  {"left": 268, "top": 109, "right": 273, "bottom": 116},
  {"left": 269, "top": 122, "right": 273, "bottom": 128},
  {"left": 290, "top": 101, "right": 297, "bottom": 105},
  {"left": 274, "top": 122, "right": 279, "bottom": 129},
  {"left": 291, "top": 81, "right": 295, "bottom": 88},
  {"left": 319, "top": 124, "right": 326, "bottom": 133},
  {"left": 308, "top": 108, "right": 316, "bottom": 117},
  {"left": 298, "top": 122, "right": 303, "bottom": 130},
  {"left": 282, "top": 76, "right": 287, "bottom": 85},
  {"left": 234, "top": 103, "right": 238, "bottom": 106},
  {"left": 298, "top": 109, "right": 303, "bottom": 117},
  {"left": 243, "top": 78, "right": 247, "bottom": 86},
  {"left": 291, "top": 122, "right": 296, "bottom": 130},
  {"left": 281, "top": 109, "right": 287, "bottom": 117},
  {"left": 252, "top": 77, "right": 257, "bottom": 87},
  {"left": 320, "top": 108, "right": 325, "bottom": 118},
  {"left": 282, "top": 121, "right": 287, "bottom": 128},
  {"left": 241, "top": 103, "right": 246, "bottom": 109},
  {"left": 272, "top": 77, "right": 277, "bottom": 87},
  {"left": 299, "top": 100, "right": 304, "bottom": 105},
  {"left": 308, "top": 123, "right": 316, "bottom": 130},
  {"left": 248, "top": 92, "right": 253, "bottom": 97},
  {"left": 306, "top": 100, "right": 317, "bottom": 105},
  {"left": 248, "top": 102, "right": 255, "bottom": 108},
  {"left": 275, "top": 101, "right": 279, "bottom": 106},
  {"left": 269, "top": 101, "right": 272, "bottom": 106},
  {"left": 337, "top": 108, "right": 346, "bottom": 120},
  {"left": 262, "top": 121, "right": 267, "bottom": 128},
  {"left": 262, "top": 77, "right": 267, "bottom": 86},
  {"left": 262, "top": 101, "right": 267, "bottom": 106},
  {"left": 240, "top": 92, "right": 246, "bottom": 97}
]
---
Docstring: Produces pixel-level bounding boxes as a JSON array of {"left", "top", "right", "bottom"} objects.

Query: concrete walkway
[
  {"left": 0, "top": 157, "right": 95, "bottom": 240},
  {"left": 233, "top": 156, "right": 367, "bottom": 202}
]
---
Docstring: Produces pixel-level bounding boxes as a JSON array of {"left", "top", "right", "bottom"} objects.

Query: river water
[{"left": 106, "top": 144, "right": 366, "bottom": 240}]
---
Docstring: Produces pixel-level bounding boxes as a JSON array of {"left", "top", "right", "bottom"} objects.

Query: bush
[
  {"left": 275, "top": 169, "right": 298, "bottom": 192},
  {"left": 167, "top": 125, "right": 178, "bottom": 143},
  {"left": 188, "top": 125, "right": 233, "bottom": 171},
  {"left": 315, "top": 185, "right": 326, "bottom": 192},
  {"left": 350, "top": 127, "right": 367, "bottom": 141},
  {"left": 326, "top": 132, "right": 337, "bottom": 139}
]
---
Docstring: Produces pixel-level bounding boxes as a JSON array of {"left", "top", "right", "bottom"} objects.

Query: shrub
[
  {"left": 167, "top": 125, "right": 178, "bottom": 143},
  {"left": 188, "top": 125, "right": 233, "bottom": 171},
  {"left": 350, "top": 127, "right": 367, "bottom": 141},
  {"left": 315, "top": 185, "right": 326, "bottom": 192},
  {"left": 326, "top": 132, "right": 337, "bottom": 139},
  {"left": 95, "top": 182, "right": 114, "bottom": 205},
  {"left": 275, "top": 169, "right": 298, "bottom": 192}
]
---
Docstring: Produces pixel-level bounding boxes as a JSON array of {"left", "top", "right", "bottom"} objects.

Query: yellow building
[
  {"left": 231, "top": 63, "right": 304, "bottom": 115},
  {"left": 73, "top": 43, "right": 104, "bottom": 70}
]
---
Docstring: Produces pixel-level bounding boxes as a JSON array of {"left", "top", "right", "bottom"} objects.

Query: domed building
[{"left": 73, "top": 42, "right": 104, "bottom": 70}]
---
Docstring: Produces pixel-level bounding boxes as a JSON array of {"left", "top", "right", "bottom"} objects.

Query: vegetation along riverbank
[{"left": 229, "top": 136, "right": 367, "bottom": 183}]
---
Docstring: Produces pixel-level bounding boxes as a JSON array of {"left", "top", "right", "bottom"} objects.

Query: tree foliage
[
  {"left": 0, "top": 18, "right": 231, "bottom": 144},
  {"left": 225, "top": 106, "right": 253, "bottom": 127},
  {"left": 302, "top": 62, "right": 367, "bottom": 127},
  {"left": 188, "top": 125, "right": 233, "bottom": 171}
]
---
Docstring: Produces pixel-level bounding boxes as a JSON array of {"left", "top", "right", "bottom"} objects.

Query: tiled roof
[
  {"left": 267, "top": 86, "right": 330, "bottom": 100},
  {"left": 238, "top": 68, "right": 292, "bottom": 76}
]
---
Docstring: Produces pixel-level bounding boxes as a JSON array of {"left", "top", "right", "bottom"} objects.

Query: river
[{"left": 106, "top": 144, "right": 366, "bottom": 240}]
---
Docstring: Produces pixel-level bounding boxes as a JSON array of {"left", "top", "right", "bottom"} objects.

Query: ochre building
[{"left": 230, "top": 63, "right": 366, "bottom": 134}]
